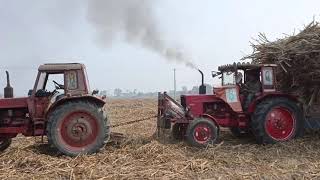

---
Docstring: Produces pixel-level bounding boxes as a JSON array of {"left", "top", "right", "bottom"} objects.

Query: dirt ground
[{"left": 1, "top": 98, "right": 320, "bottom": 179}]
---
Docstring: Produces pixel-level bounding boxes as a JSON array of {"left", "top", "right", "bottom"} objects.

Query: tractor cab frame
[
  {"left": 33, "top": 63, "right": 90, "bottom": 97},
  {"left": 213, "top": 63, "right": 278, "bottom": 112}
]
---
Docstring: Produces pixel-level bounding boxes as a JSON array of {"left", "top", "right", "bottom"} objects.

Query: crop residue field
[{"left": 0, "top": 98, "right": 320, "bottom": 179}]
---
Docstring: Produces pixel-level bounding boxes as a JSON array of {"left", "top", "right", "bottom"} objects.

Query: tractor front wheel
[
  {"left": 186, "top": 118, "right": 218, "bottom": 147},
  {"left": 251, "top": 98, "right": 303, "bottom": 144},
  {"left": 47, "top": 101, "right": 110, "bottom": 156},
  {"left": 0, "top": 138, "right": 11, "bottom": 151}
]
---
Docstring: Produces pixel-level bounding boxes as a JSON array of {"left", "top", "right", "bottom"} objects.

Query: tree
[
  {"left": 114, "top": 88, "right": 122, "bottom": 97},
  {"left": 100, "top": 90, "right": 107, "bottom": 96},
  {"left": 181, "top": 86, "right": 188, "bottom": 93},
  {"left": 191, "top": 86, "right": 199, "bottom": 94},
  {"left": 205, "top": 84, "right": 213, "bottom": 94}
]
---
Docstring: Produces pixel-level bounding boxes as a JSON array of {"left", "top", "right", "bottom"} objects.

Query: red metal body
[
  {"left": 180, "top": 94, "right": 245, "bottom": 128},
  {"left": 157, "top": 63, "right": 299, "bottom": 142},
  {"left": 158, "top": 92, "right": 248, "bottom": 130},
  {"left": 0, "top": 63, "right": 105, "bottom": 139}
]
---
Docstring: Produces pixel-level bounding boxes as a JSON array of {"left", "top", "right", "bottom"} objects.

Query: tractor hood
[{"left": 0, "top": 97, "right": 29, "bottom": 109}]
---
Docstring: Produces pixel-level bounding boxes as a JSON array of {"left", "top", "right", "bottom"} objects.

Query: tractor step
[{"left": 33, "top": 119, "right": 45, "bottom": 136}]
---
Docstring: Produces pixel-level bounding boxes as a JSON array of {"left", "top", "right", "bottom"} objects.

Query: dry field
[{"left": 1, "top": 98, "right": 320, "bottom": 179}]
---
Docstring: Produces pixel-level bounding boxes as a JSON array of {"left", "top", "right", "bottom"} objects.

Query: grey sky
[{"left": 0, "top": 0, "right": 319, "bottom": 96}]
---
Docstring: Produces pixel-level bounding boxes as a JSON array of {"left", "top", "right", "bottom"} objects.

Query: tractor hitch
[{"left": 157, "top": 92, "right": 187, "bottom": 137}]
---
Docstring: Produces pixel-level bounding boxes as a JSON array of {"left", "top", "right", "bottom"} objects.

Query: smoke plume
[{"left": 87, "top": 0, "right": 197, "bottom": 69}]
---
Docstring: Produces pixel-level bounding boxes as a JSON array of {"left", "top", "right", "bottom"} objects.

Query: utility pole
[{"left": 174, "top": 68, "right": 176, "bottom": 100}]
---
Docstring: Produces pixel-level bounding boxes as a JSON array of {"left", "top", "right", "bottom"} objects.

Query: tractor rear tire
[
  {"left": 186, "top": 118, "right": 218, "bottom": 147},
  {"left": 47, "top": 101, "right": 110, "bottom": 156},
  {"left": 251, "top": 98, "right": 303, "bottom": 144},
  {"left": 0, "top": 138, "right": 11, "bottom": 151}
]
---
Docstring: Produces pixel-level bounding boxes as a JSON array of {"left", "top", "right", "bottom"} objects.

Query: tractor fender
[
  {"left": 200, "top": 113, "right": 221, "bottom": 134},
  {"left": 46, "top": 95, "right": 106, "bottom": 117},
  {"left": 247, "top": 93, "right": 300, "bottom": 113}
]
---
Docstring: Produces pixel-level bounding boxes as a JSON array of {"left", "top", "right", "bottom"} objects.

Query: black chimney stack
[
  {"left": 198, "top": 69, "right": 206, "bottom": 94},
  {"left": 4, "top": 71, "right": 13, "bottom": 98}
]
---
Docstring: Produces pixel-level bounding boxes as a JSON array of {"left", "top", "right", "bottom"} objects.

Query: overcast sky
[{"left": 0, "top": 0, "right": 319, "bottom": 96}]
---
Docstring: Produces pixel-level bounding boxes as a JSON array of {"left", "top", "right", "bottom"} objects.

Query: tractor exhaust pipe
[
  {"left": 198, "top": 69, "right": 206, "bottom": 95},
  {"left": 4, "top": 71, "right": 13, "bottom": 98}
]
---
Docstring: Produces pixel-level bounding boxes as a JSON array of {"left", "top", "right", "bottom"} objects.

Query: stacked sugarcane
[{"left": 243, "top": 21, "right": 320, "bottom": 104}]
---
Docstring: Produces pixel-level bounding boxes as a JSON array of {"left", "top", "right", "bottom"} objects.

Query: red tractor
[
  {"left": 0, "top": 63, "right": 109, "bottom": 156},
  {"left": 158, "top": 63, "right": 305, "bottom": 146}
]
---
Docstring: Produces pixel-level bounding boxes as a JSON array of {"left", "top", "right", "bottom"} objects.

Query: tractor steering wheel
[{"left": 53, "top": 80, "right": 64, "bottom": 89}]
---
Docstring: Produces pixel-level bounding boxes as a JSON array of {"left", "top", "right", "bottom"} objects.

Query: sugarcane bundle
[{"left": 243, "top": 21, "right": 320, "bottom": 103}]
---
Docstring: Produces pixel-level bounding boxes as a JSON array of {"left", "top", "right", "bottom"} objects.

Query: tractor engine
[
  {"left": 0, "top": 109, "right": 27, "bottom": 126},
  {"left": 0, "top": 71, "right": 27, "bottom": 127},
  {"left": 203, "top": 101, "right": 230, "bottom": 118},
  {"left": 1, "top": 71, "right": 27, "bottom": 126}
]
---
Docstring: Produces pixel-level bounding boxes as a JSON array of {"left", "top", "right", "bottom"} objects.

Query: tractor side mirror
[
  {"left": 92, "top": 89, "right": 99, "bottom": 95},
  {"left": 28, "top": 89, "right": 33, "bottom": 96},
  {"left": 212, "top": 71, "right": 220, "bottom": 78}
]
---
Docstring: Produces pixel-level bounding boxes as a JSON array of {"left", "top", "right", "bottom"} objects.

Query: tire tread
[
  {"left": 46, "top": 100, "right": 110, "bottom": 156},
  {"left": 251, "top": 98, "right": 303, "bottom": 144}
]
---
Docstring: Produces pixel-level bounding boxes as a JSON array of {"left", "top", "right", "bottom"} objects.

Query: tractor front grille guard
[{"left": 157, "top": 92, "right": 186, "bottom": 138}]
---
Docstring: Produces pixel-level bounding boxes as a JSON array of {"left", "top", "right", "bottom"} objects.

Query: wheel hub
[
  {"left": 194, "top": 124, "right": 212, "bottom": 143},
  {"left": 71, "top": 123, "right": 88, "bottom": 137},
  {"left": 60, "top": 111, "right": 98, "bottom": 148},
  {"left": 265, "top": 107, "right": 296, "bottom": 141}
]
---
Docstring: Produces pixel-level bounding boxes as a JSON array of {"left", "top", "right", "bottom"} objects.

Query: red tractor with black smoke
[{"left": 157, "top": 62, "right": 308, "bottom": 146}]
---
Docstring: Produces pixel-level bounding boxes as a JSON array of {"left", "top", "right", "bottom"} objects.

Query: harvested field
[{"left": 1, "top": 98, "right": 320, "bottom": 179}]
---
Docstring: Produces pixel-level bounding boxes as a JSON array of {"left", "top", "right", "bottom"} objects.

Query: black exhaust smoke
[
  {"left": 198, "top": 69, "right": 206, "bottom": 95},
  {"left": 4, "top": 71, "right": 13, "bottom": 98}
]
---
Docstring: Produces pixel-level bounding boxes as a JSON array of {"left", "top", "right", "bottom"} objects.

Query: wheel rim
[
  {"left": 265, "top": 107, "right": 296, "bottom": 141},
  {"left": 58, "top": 111, "right": 99, "bottom": 151},
  {"left": 193, "top": 123, "right": 213, "bottom": 144}
]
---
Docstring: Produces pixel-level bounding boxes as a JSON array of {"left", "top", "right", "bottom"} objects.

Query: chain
[{"left": 111, "top": 115, "right": 157, "bottom": 128}]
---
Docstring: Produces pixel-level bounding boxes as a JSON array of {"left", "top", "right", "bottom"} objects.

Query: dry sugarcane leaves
[{"left": 243, "top": 20, "right": 320, "bottom": 104}]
